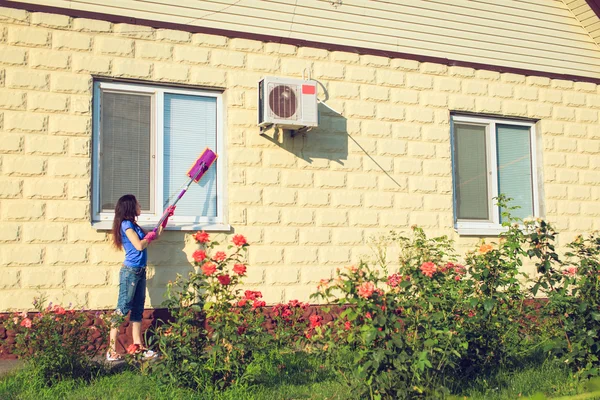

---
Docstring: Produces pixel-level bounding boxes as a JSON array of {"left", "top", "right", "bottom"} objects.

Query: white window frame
[
  {"left": 451, "top": 114, "right": 539, "bottom": 236},
  {"left": 91, "top": 81, "right": 228, "bottom": 231}
]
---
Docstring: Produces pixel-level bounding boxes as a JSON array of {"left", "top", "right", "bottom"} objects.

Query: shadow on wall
[
  {"left": 260, "top": 102, "right": 349, "bottom": 165},
  {"left": 145, "top": 230, "right": 196, "bottom": 309}
]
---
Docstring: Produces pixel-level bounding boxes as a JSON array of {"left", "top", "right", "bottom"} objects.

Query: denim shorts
[{"left": 115, "top": 266, "right": 146, "bottom": 322}]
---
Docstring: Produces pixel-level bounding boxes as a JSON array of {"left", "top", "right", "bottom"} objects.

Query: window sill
[
  {"left": 455, "top": 225, "right": 509, "bottom": 236},
  {"left": 91, "top": 221, "right": 232, "bottom": 232}
]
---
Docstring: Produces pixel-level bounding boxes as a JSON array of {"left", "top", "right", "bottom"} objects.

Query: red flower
[
  {"left": 344, "top": 321, "right": 351, "bottom": 330},
  {"left": 244, "top": 290, "right": 262, "bottom": 300},
  {"left": 358, "top": 281, "right": 375, "bottom": 299},
  {"left": 201, "top": 262, "right": 217, "bottom": 276},
  {"left": 192, "top": 250, "right": 207, "bottom": 262},
  {"left": 233, "top": 263, "right": 247, "bottom": 276},
  {"left": 238, "top": 299, "right": 248, "bottom": 307},
  {"left": 194, "top": 231, "right": 210, "bottom": 243},
  {"left": 455, "top": 275, "right": 461, "bottom": 281},
  {"left": 420, "top": 262, "right": 437, "bottom": 278},
  {"left": 365, "top": 312, "right": 372, "bottom": 320},
  {"left": 232, "top": 234, "right": 247, "bottom": 247},
  {"left": 20, "top": 318, "right": 32, "bottom": 328},
  {"left": 217, "top": 274, "right": 231, "bottom": 285},
  {"left": 309, "top": 314, "right": 323, "bottom": 328},
  {"left": 213, "top": 251, "right": 227, "bottom": 262},
  {"left": 252, "top": 300, "right": 266, "bottom": 310},
  {"left": 237, "top": 325, "right": 247, "bottom": 335}
]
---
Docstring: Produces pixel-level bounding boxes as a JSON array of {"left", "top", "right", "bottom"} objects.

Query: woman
[{"left": 106, "top": 194, "right": 174, "bottom": 361}]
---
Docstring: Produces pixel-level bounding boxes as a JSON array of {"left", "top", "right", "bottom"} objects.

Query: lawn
[{"left": 1, "top": 356, "right": 599, "bottom": 400}]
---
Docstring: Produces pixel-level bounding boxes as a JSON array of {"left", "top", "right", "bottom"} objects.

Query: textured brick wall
[{"left": 1, "top": 7, "right": 600, "bottom": 311}]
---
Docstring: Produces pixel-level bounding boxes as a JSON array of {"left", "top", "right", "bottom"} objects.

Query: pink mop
[{"left": 152, "top": 147, "right": 218, "bottom": 233}]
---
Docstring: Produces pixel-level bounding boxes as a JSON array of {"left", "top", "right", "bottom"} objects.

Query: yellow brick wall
[{"left": 1, "top": 7, "right": 600, "bottom": 310}]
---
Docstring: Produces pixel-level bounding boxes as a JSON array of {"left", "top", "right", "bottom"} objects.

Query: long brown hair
[{"left": 111, "top": 194, "right": 141, "bottom": 249}]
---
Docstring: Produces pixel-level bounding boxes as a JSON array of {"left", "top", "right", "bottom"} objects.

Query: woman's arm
[{"left": 125, "top": 228, "right": 150, "bottom": 251}]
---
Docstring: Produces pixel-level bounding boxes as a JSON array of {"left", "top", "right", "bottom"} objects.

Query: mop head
[{"left": 187, "top": 148, "right": 218, "bottom": 183}]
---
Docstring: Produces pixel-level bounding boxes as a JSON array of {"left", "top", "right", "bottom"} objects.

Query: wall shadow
[{"left": 260, "top": 102, "right": 348, "bottom": 165}]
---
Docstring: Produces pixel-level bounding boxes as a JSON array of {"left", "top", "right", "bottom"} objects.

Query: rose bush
[
  {"left": 150, "top": 232, "right": 271, "bottom": 391},
  {"left": 3, "top": 296, "right": 108, "bottom": 385},
  {"left": 312, "top": 227, "right": 471, "bottom": 399}
]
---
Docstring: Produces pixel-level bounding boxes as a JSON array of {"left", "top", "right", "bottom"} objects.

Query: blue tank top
[{"left": 121, "top": 220, "right": 147, "bottom": 268}]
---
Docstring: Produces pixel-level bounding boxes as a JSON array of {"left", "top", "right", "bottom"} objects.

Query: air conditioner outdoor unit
[{"left": 258, "top": 76, "right": 319, "bottom": 130}]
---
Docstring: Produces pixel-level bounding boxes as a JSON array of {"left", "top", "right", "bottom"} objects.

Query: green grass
[{"left": 0, "top": 357, "right": 597, "bottom": 400}]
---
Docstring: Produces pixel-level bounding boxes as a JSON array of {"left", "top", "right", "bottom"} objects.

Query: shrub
[
  {"left": 3, "top": 296, "right": 108, "bottom": 385},
  {"left": 150, "top": 232, "right": 270, "bottom": 391},
  {"left": 528, "top": 220, "right": 600, "bottom": 377},
  {"left": 313, "top": 227, "right": 470, "bottom": 398}
]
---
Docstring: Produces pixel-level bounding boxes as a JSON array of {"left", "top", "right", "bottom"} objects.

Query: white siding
[
  {"left": 9, "top": 0, "right": 600, "bottom": 79},
  {"left": 564, "top": 0, "right": 600, "bottom": 46}
]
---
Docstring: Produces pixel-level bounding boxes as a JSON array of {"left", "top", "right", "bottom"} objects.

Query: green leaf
[{"left": 483, "top": 299, "right": 495, "bottom": 312}]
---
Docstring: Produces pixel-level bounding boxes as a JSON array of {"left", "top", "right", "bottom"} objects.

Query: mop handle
[{"left": 153, "top": 162, "right": 207, "bottom": 233}]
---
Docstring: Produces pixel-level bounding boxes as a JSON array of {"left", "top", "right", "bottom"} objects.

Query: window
[
  {"left": 92, "top": 81, "right": 226, "bottom": 230},
  {"left": 451, "top": 114, "right": 539, "bottom": 235}
]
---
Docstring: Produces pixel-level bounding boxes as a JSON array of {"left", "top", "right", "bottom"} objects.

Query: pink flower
[
  {"left": 358, "top": 282, "right": 375, "bottom": 299},
  {"left": 309, "top": 314, "right": 323, "bottom": 328},
  {"left": 238, "top": 299, "right": 248, "bottom": 307},
  {"left": 288, "top": 299, "right": 300, "bottom": 308},
  {"left": 217, "top": 274, "right": 231, "bottom": 285},
  {"left": 20, "top": 318, "right": 32, "bottom": 328},
  {"left": 201, "top": 262, "right": 217, "bottom": 276},
  {"left": 232, "top": 234, "right": 247, "bottom": 247},
  {"left": 194, "top": 231, "right": 210, "bottom": 243},
  {"left": 192, "top": 250, "right": 207, "bottom": 262},
  {"left": 455, "top": 275, "right": 461, "bottom": 281},
  {"left": 365, "top": 312, "right": 372, "bottom": 320},
  {"left": 387, "top": 273, "right": 402, "bottom": 287},
  {"left": 213, "top": 251, "right": 227, "bottom": 262},
  {"left": 282, "top": 308, "right": 293, "bottom": 318},
  {"left": 420, "top": 262, "right": 437, "bottom": 278},
  {"left": 562, "top": 267, "right": 577, "bottom": 277},
  {"left": 233, "top": 263, "right": 246, "bottom": 276},
  {"left": 52, "top": 305, "right": 66, "bottom": 315}
]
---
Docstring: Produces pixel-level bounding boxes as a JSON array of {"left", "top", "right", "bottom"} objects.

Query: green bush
[{"left": 3, "top": 296, "right": 108, "bottom": 385}]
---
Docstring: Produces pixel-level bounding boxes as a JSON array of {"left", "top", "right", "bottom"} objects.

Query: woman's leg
[
  {"left": 109, "top": 267, "right": 135, "bottom": 355},
  {"left": 130, "top": 268, "right": 147, "bottom": 346},
  {"left": 109, "top": 326, "right": 119, "bottom": 352},
  {"left": 132, "top": 321, "right": 142, "bottom": 345}
]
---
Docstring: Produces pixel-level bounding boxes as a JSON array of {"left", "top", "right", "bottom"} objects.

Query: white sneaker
[
  {"left": 106, "top": 351, "right": 123, "bottom": 362},
  {"left": 142, "top": 349, "right": 158, "bottom": 359}
]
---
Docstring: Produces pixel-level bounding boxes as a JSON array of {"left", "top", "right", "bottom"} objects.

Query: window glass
[
  {"left": 454, "top": 123, "right": 489, "bottom": 220},
  {"left": 100, "top": 91, "right": 152, "bottom": 211},
  {"left": 496, "top": 124, "right": 533, "bottom": 222},
  {"left": 163, "top": 94, "right": 218, "bottom": 218}
]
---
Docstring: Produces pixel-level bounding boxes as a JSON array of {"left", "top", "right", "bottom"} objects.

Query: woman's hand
[{"left": 144, "top": 231, "right": 157, "bottom": 244}]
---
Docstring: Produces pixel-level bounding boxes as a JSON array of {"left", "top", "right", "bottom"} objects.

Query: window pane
[
  {"left": 496, "top": 124, "right": 533, "bottom": 222},
  {"left": 100, "top": 91, "right": 152, "bottom": 211},
  {"left": 454, "top": 123, "right": 489, "bottom": 220},
  {"left": 163, "top": 94, "right": 217, "bottom": 218}
]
